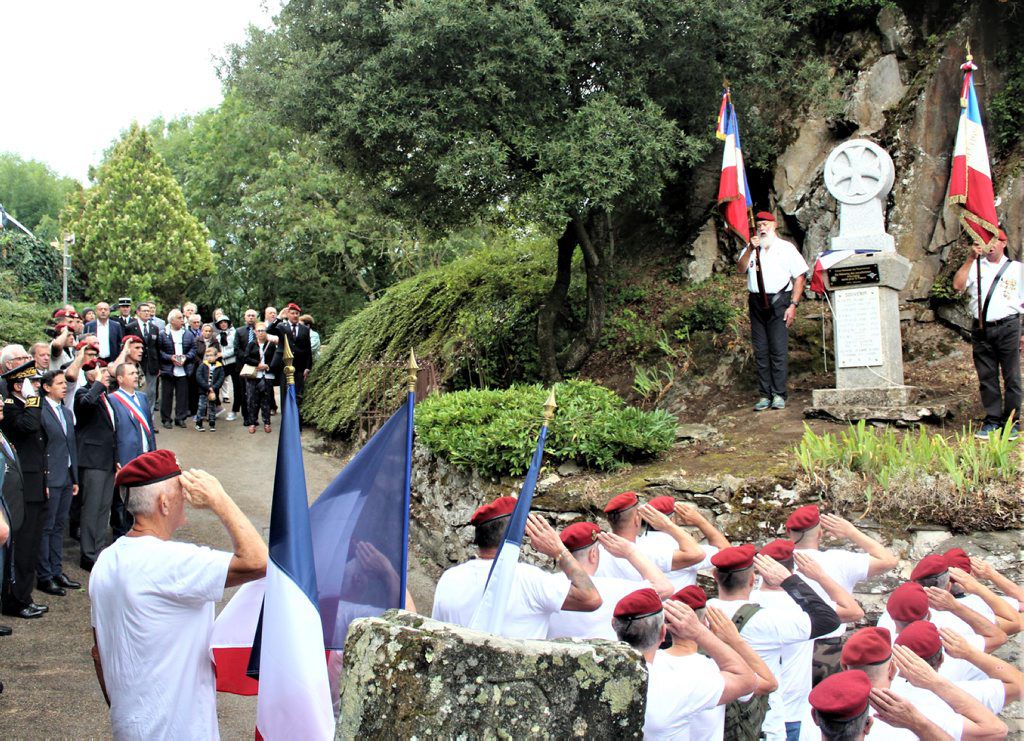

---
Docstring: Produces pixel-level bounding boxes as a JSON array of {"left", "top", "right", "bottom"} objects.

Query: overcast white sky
[{"left": 1, "top": 0, "right": 282, "bottom": 183}]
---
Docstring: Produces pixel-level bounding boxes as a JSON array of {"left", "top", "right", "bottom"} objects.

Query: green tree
[
  {"left": 0, "top": 153, "right": 80, "bottom": 242},
  {"left": 61, "top": 123, "right": 213, "bottom": 305}
]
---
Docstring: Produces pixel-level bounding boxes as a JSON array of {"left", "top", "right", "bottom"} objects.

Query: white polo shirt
[
  {"left": 751, "top": 587, "right": 814, "bottom": 726},
  {"left": 796, "top": 547, "right": 870, "bottom": 639},
  {"left": 963, "top": 255, "right": 1024, "bottom": 321},
  {"left": 644, "top": 651, "right": 725, "bottom": 740},
  {"left": 594, "top": 539, "right": 674, "bottom": 582},
  {"left": 547, "top": 574, "right": 647, "bottom": 641},
  {"left": 431, "top": 558, "right": 570, "bottom": 640},
  {"left": 743, "top": 235, "right": 809, "bottom": 294},
  {"left": 639, "top": 531, "right": 718, "bottom": 589},
  {"left": 876, "top": 609, "right": 988, "bottom": 682}
]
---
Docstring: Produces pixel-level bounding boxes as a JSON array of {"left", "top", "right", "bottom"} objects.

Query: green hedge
[
  {"left": 302, "top": 238, "right": 569, "bottom": 436},
  {"left": 415, "top": 380, "right": 676, "bottom": 477},
  {"left": 0, "top": 297, "right": 57, "bottom": 348}
]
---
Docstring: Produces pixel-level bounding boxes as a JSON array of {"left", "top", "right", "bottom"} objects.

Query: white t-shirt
[
  {"left": 796, "top": 548, "right": 870, "bottom": 639},
  {"left": 431, "top": 558, "right": 571, "bottom": 639},
  {"left": 954, "top": 592, "right": 1019, "bottom": 622},
  {"left": 547, "top": 574, "right": 642, "bottom": 641},
  {"left": 640, "top": 531, "right": 718, "bottom": 589},
  {"left": 594, "top": 539, "right": 674, "bottom": 582},
  {"left": 751, "top": 588, "right": 814, "bottom": 725},
  {"left": 743, "top": 235, "right": 809, "bottom": 294},
  {"left": 708, "top": 597, "right": 812, "bottom": 741},
  {"left": 89, "top": 535, "right": 232, "bottom": 741},
  {"left": 644, "top": 651, "right": 725, "bottom": 740},
  {"left": 963, "top": 255, "right": 1024, "bottom": 321},
  {"left": 876, "top": 609, "right": 988, "bottom": 682}
]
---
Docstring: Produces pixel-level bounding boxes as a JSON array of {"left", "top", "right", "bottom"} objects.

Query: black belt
[{"left": 973, "top": 314, "right": 1020, "bottom": 328}]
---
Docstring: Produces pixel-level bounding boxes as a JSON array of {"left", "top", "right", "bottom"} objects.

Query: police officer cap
[
  {"left": 118, "top": 297, "right": 132, "bottom": 307},
  {"left": 1, "top": 360, "right": 42, "bottom": 383}
]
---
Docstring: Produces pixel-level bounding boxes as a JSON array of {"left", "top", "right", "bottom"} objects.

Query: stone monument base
[{"left": 806, "top": 385, "right": 949, "bottom": 424}]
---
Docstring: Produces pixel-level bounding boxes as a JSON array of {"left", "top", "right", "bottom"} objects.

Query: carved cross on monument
[{"left": 823, "top": 140, "right": 896, "bottom": 251}]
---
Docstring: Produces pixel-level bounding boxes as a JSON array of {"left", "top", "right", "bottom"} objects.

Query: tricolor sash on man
[
  {"left": 469, "top": 391, "right": 556, "bottom": 635},
  {"left": 948, "top": 52, "right": 999, "bottom": 247},
  {"left": 716, "top": 89, "right": 753, "bottom": 245}
]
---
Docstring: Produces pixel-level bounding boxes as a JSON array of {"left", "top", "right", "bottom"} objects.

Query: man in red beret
[
  {"left": 269, "top": 302, "right": 313, "bottom": 404},
  {"left": 953, "top": 225, "right": 1024, "bottom": 439},
  {"left": 546, "top": 521, "right": 672, "bottom": 641},
  {"left": 89, "top": 452, "right": 267, "bottom": 740},
  {"left": 964, "top": 555, "right": 1024, "bottom": 628},
  {"left": 807, "top": 669, "right": 874, "bottom": 740},
  {"left": 431, "top": 499, "right": 601, "bottom": 638},
  {"left": 785, "top": 504, "right": 897, "bottom": 684},
  {"left": 598, "top": 492, "right": 704, "bottom": 583},
  {"left": 611, "top": 590, "right": 756, "bottom": 739},
  {"left": 735, "top": 210, "right": 809, "bottom": 411},
  {"left": 751, "top": 544, "right": 864, "bottom": 738},
  {"left": 707, "top": 546, "right": 840, "bottom": 739},
  {"left": 640, "top": 498, "right": 731, "bottom": 591}
]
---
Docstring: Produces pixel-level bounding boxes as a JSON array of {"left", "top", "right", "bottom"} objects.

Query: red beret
[
  {"left": 841, "top": 627, "right": 892, "bottom": 666},
  {"left": 886, "top": 582, "right": 929, "bottom": 622},
  {"left": 53, "top": 323, "right": 70, "bottom": 334},
  {"left": 122, "top": 334, "right": 143, "bottom": 346},
  {"left": 711, "top": 544, "right": 757, "bottom": 572},
  {"left": 613, "top": 588, "right": 663, "bottom": 620},
  {"left": 604, "top": 491, "right": 639, "bottom": 514},
  {"left": 755, "top": 211, "right": 776, "bottom": 223},
  {"left": 943, "top": 548, "right": 971, "bottom": 573},
  {"left": 560, "top": 522, "right": 601, "bottom": 552},
  {"left": 287, "top": 302, "right": 301, "bottom": 312},
  {"left": 759, "top": 539, "right": 795, "bottom": 562},
  {"left": 786, "top": 505, "right": 820, "bottom": 531},
  {"left": 670, "top": 585, "right": 708, "bottom": 610},
  {"left": 809, "top": 670, "right": 872, "bottom": 721},
  {"left": 894, "top": 620, "right": 941, "bottom": 659},
  {"left": 114, "top": 450, "right": 182, "bottom": 489},
  {"left": 75, "top": 339, "right": 99, "bottom": 351},
  {"left": 648, "top": 496, "right": 675, "bottom": 515},
  {"left": 998, "top": 228, "right": 1007, "bottom": 242},
  {"left": 470, "top": 496, "right": 517, "bottom": 526},
  {"left": 910, "top": 554, "right": 948, "bottom": 581}
]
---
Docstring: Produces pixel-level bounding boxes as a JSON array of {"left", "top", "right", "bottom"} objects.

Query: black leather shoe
[
  {"left": 0, "top": 625, "right": 11, "bottom": 636},
  {"left": 174, "top": 420, "right": 187, "bottom": 428},
  {"left": 11, "top": 606, "right": 44, "bottom": 619},
  {"left": 28, "top": 603, "right": 48, "bottom": 613},
  {"left": 36, "top": 579, "right": 67, "bottom": 596},
  {"left": 54, "top": 574, "right": 81, "bottom": 589}
]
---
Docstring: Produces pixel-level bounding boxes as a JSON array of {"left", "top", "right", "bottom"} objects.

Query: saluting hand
[
  {"left": 939, "top": 627, "right": 973, "bottom": 660},
  {"left": 673, "top": 502, "right": 704, "bottom": 527},
  {"left": 891, "top": 644, "right": 940, "bottom": 690},
  {"left": 663, "top": 599, "right": 704, "bottom": 641},
  {"left": 948, "top": 566, "right": 981, "bottom": 595},
  {"left": 705, "top": 605, "right": 742, "bottom": 645},
  {"left": 637, "top": 503, "right": 672, "bottom": 531},
  {"left": 753, "top": 554, "right": 790, "bottom": 587},
  {"left": 869, "top": 688, "right": 931, "bottom": 731},
  {"left": 180, "top": 469, "right": 227, "bottom": 510},
  {"left": 968, "top": 556, "right": 997, "bottom": 581},
  {"left": 793, "top": 551, "right": 824, "bottom": 582},
  {"left": 819, "top": 513, "right": 857, "bottom": 541},
  {"left": 924, "top": 586, "right": 956, "bottom": 612},
  {"left": 596, "top": 531, "right": 635, "bottom": 559},
  {"left": 524, "top": 513, "right": 562, "bottom": 560}
]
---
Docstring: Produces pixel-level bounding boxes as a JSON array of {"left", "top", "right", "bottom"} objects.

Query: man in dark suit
[
  {"left": 0, "top": 413, "right": 23, "bottom": 635},
  {"left": 125, "top": 302, "right": 162, "bottom": 414},
  {"left": 242, "top": 323, "right": 284, "bottom": 433},
  {"left": 233, "top": 309, "right": 259, "bottom": 419},
  {"left": 0, "top": 362, "right": 50, "bottom": 616},
  {"left": 109, "top": 363, "right": 156, "bottom": 466},
  {"left": 84, "top": 301, "right": 125, "bottom": 362},
  {"left": 158, "top": 309, "right": 196, "bottom": 429},
  {"left": 275, "top": 302, "right": 313, "bottom": 402},
  {"left": 37, "top": 370, "right": 79, "bottom": 595},
  {"left": 74, "top": 362, "right": 118, "bottom": 570}
]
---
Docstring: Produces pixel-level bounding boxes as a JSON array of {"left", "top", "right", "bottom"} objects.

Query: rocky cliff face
[{"left": 685, "top": 3, "right": 1021, "bottom": 304}]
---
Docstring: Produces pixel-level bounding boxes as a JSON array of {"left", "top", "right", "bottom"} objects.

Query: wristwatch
[{"left": 789, "top": 302, "right": 799, "bottom": 308}]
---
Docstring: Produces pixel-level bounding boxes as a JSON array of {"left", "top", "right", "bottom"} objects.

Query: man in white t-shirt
[
  {"left": 546, "top": 521, "right": 672, "bottom": 641},
  {"left": 706, "top": 545, "right": 841, "bottom": 741},
  {"left": 611, "top": 588, "right": 755, "bottom": 739},
  {"left": 786, "top": 504, "right": 898, "bottom": 684},
  {"left": 952, "top": 226, "right": 1024, "bottom": 439},
  {"left": 431, "top": 497, "right": 601, "bottom": 639},
  {"left": 89, "top": 450, "right": 268, "bottom": 741},
  {"left": 736, "top": 210, "right": 809, "bottom": 411},
  {"left": 639, "top": 497, "right": 728, "bottom": 590},
  {"left": 597, "top": 491, "right": 704, "bottom": 582}
]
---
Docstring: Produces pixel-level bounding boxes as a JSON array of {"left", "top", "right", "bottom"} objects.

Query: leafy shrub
[
  {"left": 303, "top": 238, "right": 578, "bottom": 436},
  {"left": 416, "top": 379, "right": 676, "bottom": 477},
  {"left": 0, "top": 298, "right": 57, "bottom": 347},
  {"left": 0, "top": 232, "right": 76, "bottom": 303}
]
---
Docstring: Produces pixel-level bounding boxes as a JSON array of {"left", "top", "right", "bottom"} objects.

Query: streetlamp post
[{"left": 62, "top": 234, "right": 74, "bottom": 305}]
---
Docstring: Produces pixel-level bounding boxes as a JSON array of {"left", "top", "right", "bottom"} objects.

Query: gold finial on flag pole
[
  {"left": 965, "top": 39, "right": 972, "bottom": 62},
  {"left": 407, "top": 349, "right": 420, "bottom": 393},
  {"left": 283, "top": 334, "right": 295, "bottom": 387},
  {"left": 543, "top": 388, "right": 557, "bottom": 425}
]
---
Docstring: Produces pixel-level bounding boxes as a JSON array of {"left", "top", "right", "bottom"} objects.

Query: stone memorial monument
[{"left": 809, "top": 139, "right": 946, "bottom": 422}]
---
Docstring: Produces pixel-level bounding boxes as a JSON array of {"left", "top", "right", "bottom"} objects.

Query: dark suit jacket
[
  {"left": 83, "top": 319, "right": 125, "bottom": 360},
  {"left": 158, "top": 328, "right": 197, "bottom": 377},
  {"left": 0, "top": 436, "right": 25, "bottom": 531},
  {"left": 243, "top": 341, "right": 284, "bottom": 380},
  {"left": 74, "top": 382, "right": 117, "bottom": 471},
  {"left": 40, "top": 399, "right": 77, "bottom": 488},
  {"left": 234, "top": 325, "right": 256, "bottom": 361},
  {"left": 275, "top": 320, "right": 313, "bottom": 373},
  {"left": 109, "top": 390, "right": 156, "bottom": 466},
  {"left": 1, "top": 397, "right": 46, "bottom": 504},
  {"left": 125, "top": 318, "right": 162, "bottom": 376}
]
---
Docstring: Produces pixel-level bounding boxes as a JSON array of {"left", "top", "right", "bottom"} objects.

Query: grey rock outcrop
[{"left": 337, "top": 610, "right": 647, "bottom": 739}]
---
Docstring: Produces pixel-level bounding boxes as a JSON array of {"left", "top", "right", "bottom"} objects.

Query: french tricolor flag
[
  {"left": 211, "top": 381, "right": 335, "bottom": 739},
  {"left": 948, "top": 54, "right": 1000, "bottom": 246},
  {"left": 717, "top": 90, "right": 753, "bottom": 245}
]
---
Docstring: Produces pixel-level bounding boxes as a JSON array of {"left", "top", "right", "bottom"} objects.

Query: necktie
[
  {"left": 754, "top": 246, "right": 769, "bottom": 309},
  {"left": 292, "top": 323, "right": 298, "bottom": 338},
  {"left": 249, "top": 327, "right": 255, "bottom": 344}
]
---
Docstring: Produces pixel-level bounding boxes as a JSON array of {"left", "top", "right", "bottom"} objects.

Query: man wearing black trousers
[
  {"left": 736, "top": 211, "right": 808, "bottom": 412},
  {"left": 233, "top": 309, "right": 259, "bottom": 420},
  {"left": 953, "top": 226, "right": 1024, "bottom": 440},
  {"left": 158, "top": 310, "right": 196, "bottom": 429},
  {"left": 74, "top": 363, "right": 118, "bottom": 570}
]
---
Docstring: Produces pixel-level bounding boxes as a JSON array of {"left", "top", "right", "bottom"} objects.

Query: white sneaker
[{"left": 226, "top": 412, "right": 236, "bottom": 421}]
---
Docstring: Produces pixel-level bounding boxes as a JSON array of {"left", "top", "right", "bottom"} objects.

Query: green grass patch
[{"left": 415, "top": 379, "right": 677, "bottom": 478}]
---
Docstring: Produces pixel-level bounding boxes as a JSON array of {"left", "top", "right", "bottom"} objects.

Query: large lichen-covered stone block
[{"left": 337, "top": 610, "right": 646, "bottom": 739}]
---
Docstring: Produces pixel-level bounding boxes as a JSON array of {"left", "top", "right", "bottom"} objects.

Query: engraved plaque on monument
[{"left": 833, "top": 286, "right": 883, "bottom": 368}]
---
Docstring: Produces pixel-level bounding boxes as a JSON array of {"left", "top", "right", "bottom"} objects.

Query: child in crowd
[{"left": 195, "top": 346, "right": 225, "bottom": 431}]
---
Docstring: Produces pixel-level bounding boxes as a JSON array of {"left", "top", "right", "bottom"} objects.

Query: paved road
[{"left": 0, "top": 396, "right": 433, "bottom": 738}]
